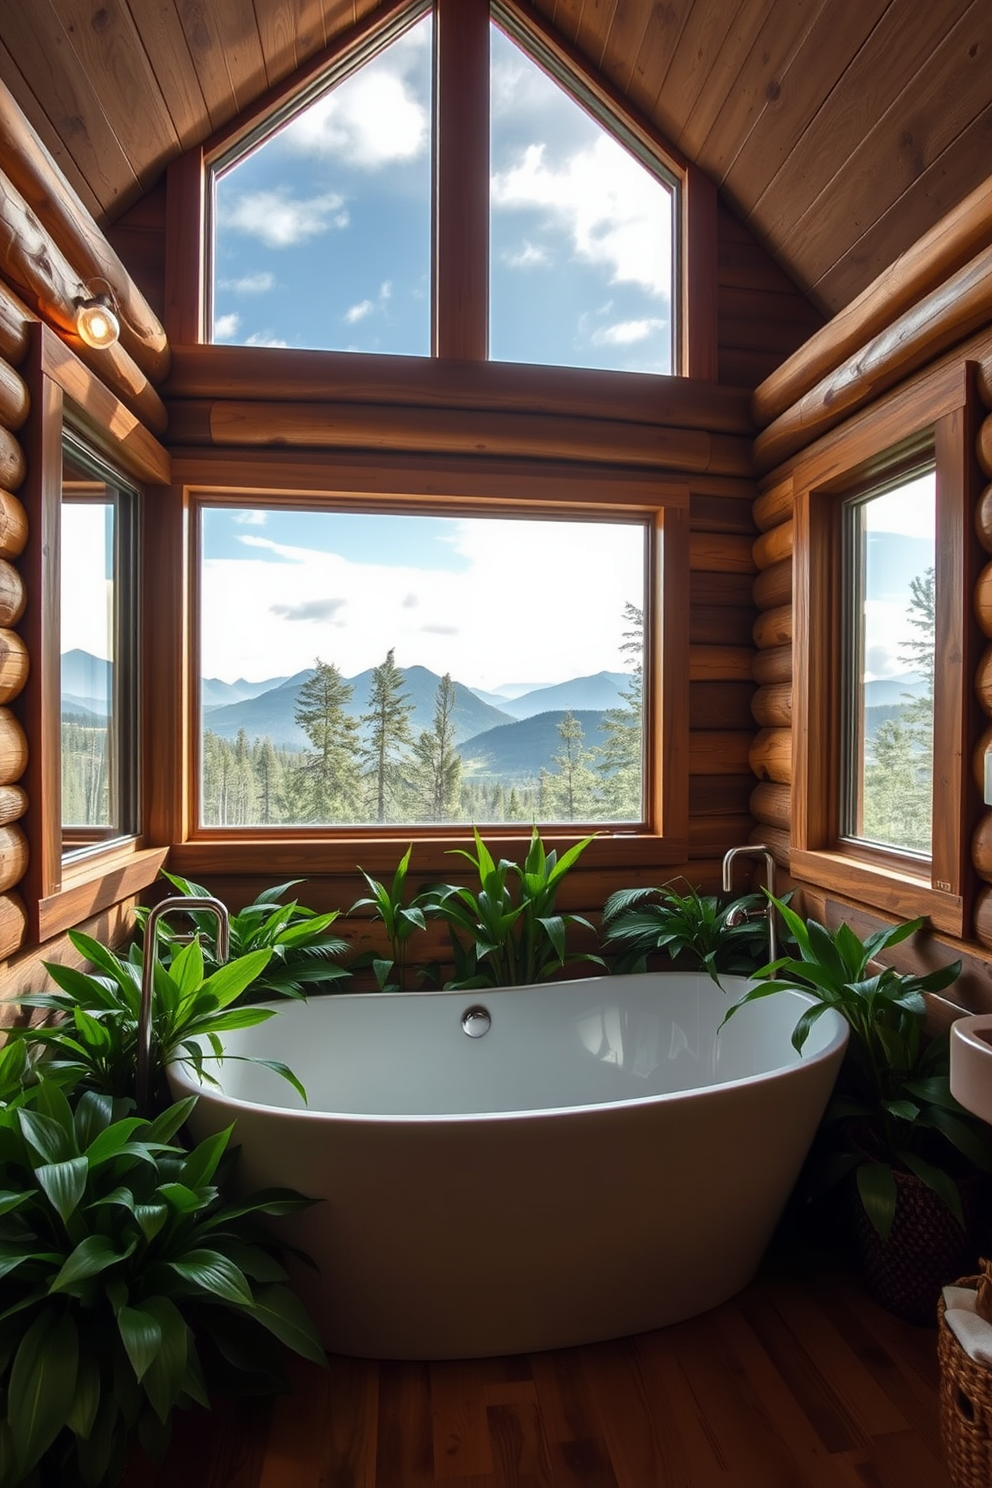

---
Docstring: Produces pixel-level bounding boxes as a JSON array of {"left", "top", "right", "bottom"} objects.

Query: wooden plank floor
[{"left": 123, "top": 1247, "right": 956, "bottom": 1487}]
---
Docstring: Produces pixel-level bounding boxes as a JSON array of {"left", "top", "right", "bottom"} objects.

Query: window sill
[
  {"left": 789, "top": 847, "right": 964, "bottom": 938},
  {"left": 37, "top": 843, "right": 169, "bottom": 943}
]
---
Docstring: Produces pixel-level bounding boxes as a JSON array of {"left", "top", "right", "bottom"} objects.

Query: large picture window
[{"left": 197, "top": 503, "right": 648, "bottom": 829}]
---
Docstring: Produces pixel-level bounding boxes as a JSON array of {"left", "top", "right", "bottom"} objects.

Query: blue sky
[
  {"left": 199, "top": 508, "right": 645, "bottom": 689},
  {"left": 210, "top": 15, "right": 674, "bottom": 372},
  {"left": 860, "top": 473, "right": 935, "bottom": 681}
]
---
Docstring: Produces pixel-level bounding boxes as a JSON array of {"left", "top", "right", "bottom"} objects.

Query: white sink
[{"left": 950, "top": 1014, "right": 992, "bottom": 1126}]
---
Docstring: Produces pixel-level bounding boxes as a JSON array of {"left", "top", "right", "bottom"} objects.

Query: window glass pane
[
  {"left": 199, "top": 507, "right": 646, "bottom": 827},
  {"left": 489, "top": 21, "right": 675, "bottom": 374},
  {"left": 61, "top": 442, "right": 138, "bottom": 856},
  {"left": 210, "top": 13, "right": 432, "bottom": 355},
  {"left": 843, "top": 470, "right": 935, "bottom": 856}
]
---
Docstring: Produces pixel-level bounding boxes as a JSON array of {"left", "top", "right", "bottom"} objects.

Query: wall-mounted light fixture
[{"left": 75, "top": 283, "right": 120, "bottom": 350}]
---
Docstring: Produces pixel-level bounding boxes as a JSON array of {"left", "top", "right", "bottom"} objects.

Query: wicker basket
[{"left": 938, "top": 1261, "right": 992, "bottom": 1487}]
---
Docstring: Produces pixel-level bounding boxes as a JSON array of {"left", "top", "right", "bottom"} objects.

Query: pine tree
[
  {"left": 408, "top": 672, "right": 462, "bottom": 822},
  {"left": 287, "top": 657, "right": 362, "bottom": 823},
  {"left": 360, "top": 648, "right": 415, "bottom": 823},
  {"left": 545, "top": 710, "right": 600, "bottom": 821},
  {"left": 598, "top": 600, "right": 643, "bottom": 819},
  {"left": 253, "top": 736, "right": 283, "bottom": 824}
]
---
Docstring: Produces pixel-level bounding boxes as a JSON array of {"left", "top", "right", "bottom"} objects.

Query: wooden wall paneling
[
  {"left": 0, "top": 282, "right": 33, "bottom": 370},
  {"left": 115, "top": 1, "right": 208, "bottom": 152},
  {"left": 142, "top": 481, "right": 192, "bottom": 848},
  {"left": 105, "top": 185, "right": 167, "bottom": 324},
  {"left": 977, "top": 481, "right": 992, "bottom": 552},
  {"left": 192, "top": 0, "right": 268, "bottom": 124},
  {"left": 750, "top": 822, "right": 789, "bottom": 869},
  {"left": 0, "top": 0, "right": 141, "bottom": 217},
  {"left": 753, "top": 557, "right": 791, "bottom": 611},
  {"left": 0, "top": 357, "right": 29, "bottom": 432},
  {"left": 751, "top": 683, "right": 791, "bottom": 728},
  {"left": 659, "top": 503, "right": 689, "bottom": 850},
  {"left": 789, "top": 487, "right": 830, "bottom": 851},
  {"left": 0, "top": 823, "right": 29, "bottom": 893},
  {"left": 688, "top": 646, "right": 753, "bottom": 682},
  {"left": 0, "top": 77, "right": 171, "bottom": 383},
  {"left": 753, "top": 605, "right": 791, "bottom": 649},
  {"left": 750, "top": 780, "right": 791, "bottom": 831},
  {"left": 979, "top": 411, "right": 992, "bottom": 477},
  {"left": 0, "top": 784, "right": 27, "bottom": 826},
  {"left": 748, "top": 728, "right": 791, "bottom": 784},
  {"left": 716, "top": 207, "right": 824, "bottom": 391},
  {"left": 673, "top": 0, "right": 777, "bottom": 160},
  {"left": 434, "top": 0, "right": 489, "bottom": 361},
  {"left": 689, "top": 681, "right": 755, "bottom": 731},
  {"left": 0, "top": 891, "right": 26, "bottom": 964},
  {"left": 0, "top": 630, "right": 29, "bottom": 703},
  {"left": 682, "top": 165, "right": 718, "bottom": 381},
  {"left": 755, "top": 244, "right": 992, "bottom": 475},
  {"left": 164, "top": 150, "right": 205, "bottom": 347},
  {"left": 688, "top": 531, "right": 754, "bottom": 572},
  {"left": 0, "top": 897, "right": 136, "bottom": 1011},
  {"left": 0, "top": 711, "right": 28, "bottom": 786},
  {"left": 0, "top": 428, "right": 25, "bottom": 494},
  {"left": 752, "top": 518, "right": 792, "bottom": 570},
  {"left": 690, "top": 604, "right": 755, "bottom": 645},
  {"left": 0, "top": 40, "right": 103, "bottom": 224},
  {"left": 752, "top": 643, "right": 791, "bottom": 687},
  {"left": 754, "top": 474, "right": 794, "bottom": 532}
]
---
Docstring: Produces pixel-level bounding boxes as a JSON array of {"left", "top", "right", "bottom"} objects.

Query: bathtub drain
[{"left": 461, "top": 1005, "right": 491, "bottom": 1037}]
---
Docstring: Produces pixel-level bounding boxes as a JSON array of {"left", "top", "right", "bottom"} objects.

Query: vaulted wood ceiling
[{"left": 1, "top": 0, "right": 990, "bottom": 318}]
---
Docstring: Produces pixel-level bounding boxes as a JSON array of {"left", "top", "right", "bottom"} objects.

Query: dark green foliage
[
  {"left": 349, "top": 846, "right": 426, "bottom": 992},
  {"left": 601, "top": 879, "right": 770, "bottom": 981},
  {"left": 722, "top": 895, "right": 990, "bottom": 1241},
  {"left": 0, "top": 1082, "right": 324, "bottom": 1488},
  {"left": 420, "top": 826, "right": 604, "bottom": 990},
  {"left": 139, "top": 873, "right": 350, "bottom": 1002}
]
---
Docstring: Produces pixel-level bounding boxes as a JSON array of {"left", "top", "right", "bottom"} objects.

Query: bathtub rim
[{"left": 166, "top": 973, "right": 849, "bottom": 1126}]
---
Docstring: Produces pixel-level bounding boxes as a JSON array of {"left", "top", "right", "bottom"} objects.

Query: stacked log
[
  {"left": 971, "top": 379, "right": 992, "bottom": 947},
  {"left": 748, "top": 475, "right": 793, "bottom": 869},
  {"left": 0, "top": 281, "right": 34, "bottom": 958}
]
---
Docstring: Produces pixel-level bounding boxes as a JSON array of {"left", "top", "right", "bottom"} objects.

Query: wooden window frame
[
  {"left": 19, "top": 325, "right": 170, "bottom": 943},
  {"left": 154, "top": 449, "right": 690, "bottom": 880},
  {"left": 167, "top": 0, "right": 718, "bottom": 379},
  {"left": 790, "top": 362, "right": 983, "bottom": 938}
]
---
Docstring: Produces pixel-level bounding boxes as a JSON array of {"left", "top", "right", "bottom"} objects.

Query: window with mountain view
[
  {"left": 197, "top": 505, "right": 647, "bottom": 828},
  {"left": 61, "top": 437, "right": 139, "bottom": 857},
  {"left": 841, "top": 467, "right": 936, "bottom": 857}
]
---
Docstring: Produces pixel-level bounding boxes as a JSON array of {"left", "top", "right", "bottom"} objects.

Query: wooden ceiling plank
[
  {"left": 814, "top": 101, "right": 992, "bottom": 313},
  {"left": 751, "top": 0, "right": 973, "bottom": 258},
  {"left": 675, "top": 0, "right": 780, "bottom": 159},
  {"left": 691, "top": 0, "right": 832, "bottom": 187},
  {"left": 597, "top": 0, "right": 648, "bottom": 95},
  {"left": 122, "top": 0, "right": 211, "bottom": 152},
  {"left": 0, "top": 40, "right": 103, "bottom": 222},
  {"left": 207, "top": 0, "right": 269, "bottom": 117},
  {"left": 549, "top": 0, "right": 583, "bottom": 46},
  {"left": 253, "top": 0, "right": 336, "bottom": 89},
  {"left": 51, "top": 0, "right": 181, "bottom": 187},
  {"left": 573, "top": 0, "right": 620, "bottom": 70},
  {"left": 175, "top": 0, "right": 241, "bottom": 132},
  {"left": 777, "top": 0, "right": 992, "bottom": 298},
  {"left": 0, "top": 0, "right": 140, "bottom": 217},
  {"left": 721, "top": 0, "right": 891, "bottom": 214},
  {"left": 621, "top": 0, "right": 694, "bottom": 122},
  {"left": 649, "top": 0, "right": 748, "bottom": 145}
]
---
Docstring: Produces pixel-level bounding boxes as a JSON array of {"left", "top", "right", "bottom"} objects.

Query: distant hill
[
  {"left": 203, "top": 664, "right": 511, "bottom": 747},
  {"left": 493, "top": 672, "right": 629, "bottom": 720},
  {"left": 458, "top": 709, "right": 609, "bottom": 779},
  {"left": 202, "top": 673, "right": 289, "bottom": 709},
  {"left": 62, "top": 692, "right": 108, "bottom": 720},
  {"left": 864, "top": 673, "right": 926, "bottom": 706},
  {"left": 61, "top": 649, "right": 110, "bottom": 704}
]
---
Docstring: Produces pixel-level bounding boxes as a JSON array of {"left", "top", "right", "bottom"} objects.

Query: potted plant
[
  {"left": 137, "top": 874, "right": 350, "bottom": 1003},
  {"left": 347, "top": 846, "right": 428, "bottom": 992},
  {"left": 723, "top": 896, "right": 992, "bottom": 1322},
  {"left": 601, "top": 877, "right": 771, "bottom": 980},
  {"left": 419, "top": 826, "right": 604, "bottom": 990},
  {"left": 0, "top": 1078, "right": 325, "bottom": 1487}
]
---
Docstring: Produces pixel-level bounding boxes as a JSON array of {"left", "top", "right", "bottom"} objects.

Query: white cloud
[
  {"left": 245, "top": 331, "right": 289, "bottom": 347},
  {"left": 501, "top": 241, "right": 552, "bottom": 270},
  {"left": 285, "top": 64, "right": 427, "bottom": 168},
  {"left": 491, "top": 135, "right": 672, "bottom": 296},
  {"left": 345, "top": 299, "right": 374, "bottom": 324},
  {"left": 220, "top": 189, "right": 347, "bottom": 247},
  {"left": 592, "top": 317, "right": 667, "bottom": 347},
  {"left": 213, "top": 312, "right": 240, "bottom": 340},
  {"left": 221, "top": 271, "right": 275, "bottom": 293},
  {"left": 233, "top": 512, "right": 268, "bottom": 527}
]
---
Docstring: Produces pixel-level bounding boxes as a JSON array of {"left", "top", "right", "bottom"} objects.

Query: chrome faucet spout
[
  {"left": 721, "top": 845, "right": 778, "bottom": 964},
  {"left": 137, "top": 895, "right": 230, "bottom": 1114}
]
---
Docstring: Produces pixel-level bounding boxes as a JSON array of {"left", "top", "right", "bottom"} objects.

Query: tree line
[{"left": 200, "top": 604, "right": 644, "bottom": 828}]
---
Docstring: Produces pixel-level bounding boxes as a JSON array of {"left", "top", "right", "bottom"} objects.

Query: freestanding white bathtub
[{"left": 168, "top": 972, "right": 847, "bottom": 1359}]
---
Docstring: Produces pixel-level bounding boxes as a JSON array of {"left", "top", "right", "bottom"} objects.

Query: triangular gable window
[
  {"left": 209, "top": 9, "right": 433, "bottom": 355},
  {"left": 490, "top": 16, "right": 676, "bottom": 375}
]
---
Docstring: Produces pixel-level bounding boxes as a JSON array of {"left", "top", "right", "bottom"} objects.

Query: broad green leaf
[
  {"left": 18, "top": 1108, "right": 71, "bottom": 1165},
  {"left": 856, "top": 1161, "right": 898, "bottom": 1241},
  {"left": 899, "top": 1151, "right": 965, "bottom": 1228},
  {"left": 920, "top": 1107, "right": 992, "bottom": 1172},
  {"left": 35, "top": 1156, "right": 88, "bottom": 1222},
  {"left": 73, "top": 1091, "right": 114, "bottom": 1151},
  {"left": 66, "top": 1351, "right": 101, "bottom": 1440},
  {"left": 50, "top": 1235, "right": 133, "bottom": 1292},
  {"left": 170, "top": 936, "right": 205, "bottom": 1001},
  {"left": 248, "top": 1283, "right": 327, "bottom": 1365},
  {"left": 197, "top": 949, "right": 273, "bottom": 1011},
  {"left": 145, "top": 1096, "right": 198, "bottom": 1145},
  {"left": 167, "top": 1248, "right": 253, "bottom": 1304},
  {"left": 85, "top": 1118, "right": 152, "bottom": 1167},
  {"left": 118, "top": 1304, "right": 162, "bottom": 1383},
  {"left": 157, "top": 1182, "right": 209, "bottom": 1215},
  {"left": 9, "top": 1310, "right": 79, "bottom": 1472},
  {"left": 180, "top": 1125, "right": 234, "bottom": 1189},
  {"left": 141, "top": 1295, "right": 189, "bottom": 1421}
]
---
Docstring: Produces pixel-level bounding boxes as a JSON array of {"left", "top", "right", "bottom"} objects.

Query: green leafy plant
[
  {"left": 137, "top": 874, "right": 350, "bottom": 1002},
  {"left": 419, "top": 826, "right": 603, "bottom": 990},
  {"left": 601, "top": 878, "right": 771, "bottom": 980},
  {"left": 5, "top": 932, "right": 304, "bottom": 1109},
  {"left": 722, "top": 895, "right": 991, "bottom": 1241},
  {"left": 348, "top": 846, "right": 427, "bottom": 991},
  {"left": 0, "top": 1079, "right": 324, "bottom": 1488}
]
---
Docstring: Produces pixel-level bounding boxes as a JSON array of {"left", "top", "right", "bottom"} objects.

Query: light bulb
[{"left": 76, "top": 294, "right": 120, "bottom": 350}]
